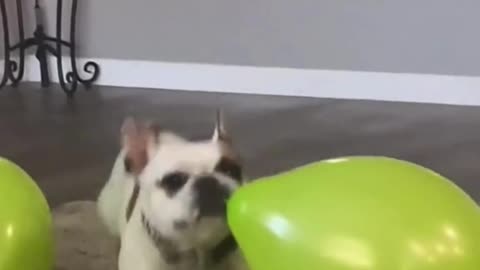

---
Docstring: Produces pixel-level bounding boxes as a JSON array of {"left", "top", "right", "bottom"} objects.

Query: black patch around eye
[
  {"left": 157, "top": 172, "right": 190, "bottom": 197},
  {"left": 124, "top": 157, "right": 132, "bottom": 173},
  {"left": 214, "top": 157, "right": 242, "bottom": 182}
]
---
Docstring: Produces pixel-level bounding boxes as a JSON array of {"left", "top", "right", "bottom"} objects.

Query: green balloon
[
  {"left": 228, "top": 156, "right": 480, "bottom": 270},
  {"left": 0, "top": 158, "right": 54, "bottom": 270}
]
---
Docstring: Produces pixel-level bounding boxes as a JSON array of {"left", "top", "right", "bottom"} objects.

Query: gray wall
[
  {"left": 4, "top": 0, "right": 480, "bottom": 76},
  {"left": 0, "top": 1, "right": 34, "bottom": 59},
  {"left": 0, "top": 12, "right": 3, "bottom": 59}
]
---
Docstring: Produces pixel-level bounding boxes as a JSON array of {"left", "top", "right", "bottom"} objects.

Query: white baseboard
[{"left": 3, "top": 56, "right": 480, "bottom": 106}]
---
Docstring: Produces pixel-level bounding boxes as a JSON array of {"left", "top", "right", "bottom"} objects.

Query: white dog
[{"left": 97, "top": 112, "right": 249, "bottom": 270}]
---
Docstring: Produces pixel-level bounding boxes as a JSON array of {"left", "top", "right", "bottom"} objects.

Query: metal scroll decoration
[{"left": 0, "top": 0, "right": 100, "bottom": 97}]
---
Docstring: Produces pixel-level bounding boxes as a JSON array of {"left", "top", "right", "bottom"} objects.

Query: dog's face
[{"left": 122, "top": 114, "right": 243, "bottom": 250}]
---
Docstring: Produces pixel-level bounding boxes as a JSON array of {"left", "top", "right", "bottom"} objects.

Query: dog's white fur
[{"left": 97, "top": 117, "right": 249, "bottom": 270}]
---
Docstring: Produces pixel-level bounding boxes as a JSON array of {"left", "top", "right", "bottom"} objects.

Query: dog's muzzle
[{"left": 193, "top": 176, "right": 231, "bottom": 218}]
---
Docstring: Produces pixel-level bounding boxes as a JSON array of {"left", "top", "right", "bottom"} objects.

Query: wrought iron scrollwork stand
[{"left": 0, "top": 0, "right": 100, "bottom": 97}]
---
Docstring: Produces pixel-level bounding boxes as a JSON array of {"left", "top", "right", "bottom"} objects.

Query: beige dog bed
[{"left": 53, "top": 201, "right": 117, "bottom": 270}]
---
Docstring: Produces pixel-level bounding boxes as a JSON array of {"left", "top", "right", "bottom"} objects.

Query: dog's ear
[
  {"left": 121, "top": 117, "right": 161, "bottom": 175},
  {"left": 212, "top": 109, "right": 230, "bottom": 143}
]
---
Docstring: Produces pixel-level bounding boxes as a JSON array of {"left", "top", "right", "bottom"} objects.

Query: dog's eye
[
  {"left": 157, "top": 172, "right": 189, "bottom": 196},
  {"left": 214, "top": 157, "right": 242, "bottom": 182}
]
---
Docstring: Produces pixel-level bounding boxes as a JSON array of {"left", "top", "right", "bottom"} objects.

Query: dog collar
[{"left": 141, "top": 212, "right": 238, "bottom": 266}]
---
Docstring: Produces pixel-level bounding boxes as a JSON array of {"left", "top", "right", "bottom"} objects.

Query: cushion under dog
[{"left": 53, "top": 201, "right": 117, "bottom": 270}]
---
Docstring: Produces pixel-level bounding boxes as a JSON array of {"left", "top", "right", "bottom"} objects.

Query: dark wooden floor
[{"left": 1, "top": 83, "right": 480, "bottom": 207}]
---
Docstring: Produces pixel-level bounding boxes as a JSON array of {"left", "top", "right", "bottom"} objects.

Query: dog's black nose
[
  {"left": 173, "top": 219, "right": 189, "bottom": 230},
  {"left": 194, "top": 176, "right": 230, "bottom": 217}
]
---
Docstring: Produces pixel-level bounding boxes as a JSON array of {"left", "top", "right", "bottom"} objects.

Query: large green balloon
[
  {"left": 0, "top": 158, "right": 54, "bottom": 270},
  {"left": 228, "top": 156, "right": 480, "bottom": 270}
]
